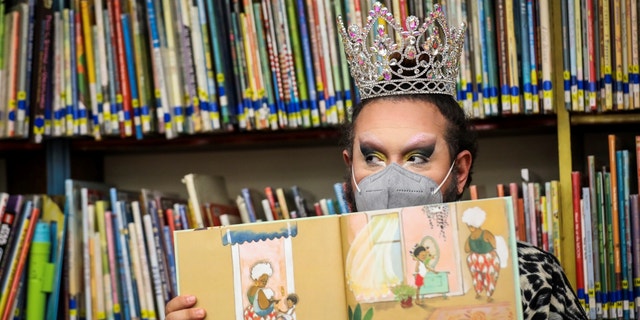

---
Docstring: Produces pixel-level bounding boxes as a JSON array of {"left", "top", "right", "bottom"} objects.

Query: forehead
[{"left": 354, "top": 98, "right": 447, "bottom": 136}]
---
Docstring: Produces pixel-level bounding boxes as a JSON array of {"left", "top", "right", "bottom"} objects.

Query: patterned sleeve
[{"left": 516, "top": 242, "right": 588, "bottom": 320}]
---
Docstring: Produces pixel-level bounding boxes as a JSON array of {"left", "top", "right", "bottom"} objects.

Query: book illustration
[
  {"left": 222, "top": 224, "right": 299, "bottom": 320},
  {"left": 175, "top": 197, "right": 522, "bottom": 319}
]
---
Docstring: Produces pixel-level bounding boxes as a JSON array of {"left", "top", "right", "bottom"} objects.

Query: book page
[
  {"left": 175, "top": 215, "right": 348, "bottom": 319},
  {"left": 340, "top": 197, "right": 523, "bottom": 319}
]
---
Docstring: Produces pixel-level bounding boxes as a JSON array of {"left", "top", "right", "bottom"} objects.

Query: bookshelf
[{"left": 0, "top": 0, "right": 639, "bottom": 317}]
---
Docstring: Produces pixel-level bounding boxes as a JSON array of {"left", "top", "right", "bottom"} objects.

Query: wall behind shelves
[{"left": 103, "top": 133, "right": 560, "bottom": 202}]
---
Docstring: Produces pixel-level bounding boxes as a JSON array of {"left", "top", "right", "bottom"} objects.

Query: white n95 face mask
[{"left": 352, "top": 161, "right": 455, "bottom": 212}]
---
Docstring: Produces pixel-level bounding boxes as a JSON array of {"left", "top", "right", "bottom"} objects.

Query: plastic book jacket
[{"left": 174, "top": 197, "right": 522, "bottom": 319}]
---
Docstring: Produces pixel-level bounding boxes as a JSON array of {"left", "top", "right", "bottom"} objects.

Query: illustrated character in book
[
  {"left": 165, "top": 2, "right": 588, "bottom": 318},
  {"left": 277, "top": 293, "right": 298, "bottom": 320},
  {"left": 462, "top": 206, "right": 508, "bottom": 302},
  {"left": 244, "top": 261, "right": 280, "bottom": 320},
  {"left": 410, "top": 244, "right": 437, "bottom": 305}
]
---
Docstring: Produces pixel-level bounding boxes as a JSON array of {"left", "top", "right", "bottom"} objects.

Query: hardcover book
[{"left": 175, "top": 197, "right": 523, "bottom": 319}]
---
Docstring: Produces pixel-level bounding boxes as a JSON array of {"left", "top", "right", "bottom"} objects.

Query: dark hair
[
  {"left": 287, "top": 293, "right": 299, "bottom": 304},
  {"left": 412, "top": 245, "right": 426, "bottom": 258},
  {"left": 340, "top": 93, "right": 478, "bottom": 205}
]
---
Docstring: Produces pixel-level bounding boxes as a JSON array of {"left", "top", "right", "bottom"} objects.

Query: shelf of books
[{"left": 0, "top": 0, "right": 640, "bottom": 319}]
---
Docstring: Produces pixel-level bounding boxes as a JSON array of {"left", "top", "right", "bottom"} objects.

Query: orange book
[
  {"left": 496, "top": 184, "right": 505, "bottom": 197},
  {"left": 469, "top": 185, "right": 478, "bottom": 200},
  {"left": 517, "top": 198, "right": 526, "bottom": 241},
  {"left": 607, "top": 134, "right": 622, "bottom": 300}
]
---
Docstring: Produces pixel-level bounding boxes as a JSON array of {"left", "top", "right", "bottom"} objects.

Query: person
[
  {"left": 462, "top": 206, "right": 507, "bottom": 302},
  {"left": 410, "top": 244, "right": 436, "bottom": 306},
  {"left": 166, "top": 2, "right": 588, "bottom": 320},
  {"left": 277, "top": 293, "right": 298, "bottom": 320},
  {"left": 244, "top": 262, "right": 280, "bottom": 320}
]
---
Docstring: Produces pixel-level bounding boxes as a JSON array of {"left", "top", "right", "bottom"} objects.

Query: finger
[
  {"left": 165, "top": 295, "right": 197, "bottom": 314},
  {"left": 165, "top": 308, "right": 206, "bottom": 320}
]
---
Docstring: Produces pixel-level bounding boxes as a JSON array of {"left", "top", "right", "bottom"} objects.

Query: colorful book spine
[
  {"left": 505, "top": 0, "right": 520, "bottom": 113},
  {"left": 602, "top": 0, "right": 613, "bottom": 110},
  {"left": 631, "top": 0, "right": 640, "bottom": 109},
  {"left": 261, "top": 0, "right": 286, "bottom": 130},
  {"left": 162, "top": 0, "right": 186, "bottom": 134},
  {"left": 188, "top": 0, "right": 212, "bottom": 133},
  {"left": 120, "top": 15, "right": 143, "bottom": 140},
  {"left": 251, "top": 1, "right": 277, "bottom": 131},
  {"left": 538, "top": 0, "right": 553, "bottom": 113},
  {"left": 128, "top": 0, "right": 152, "bottom": 135},
  {"left": 585, "top": 0, "right": 597, "bottom": 112},
  {"left": 612, "top": 0, "right": 623, "bottom": 110},
  {"left": 572, "top": 171, "right": 586, "bottom": 311},
  {"left": 103, "top": 8, "right": 120, "bottom": 136},
  {"left": 175, "top": 0, "right": 199, "bottom": 134},
  {"left": 608, "top": 135, "right": 623, "bottom": 318},
  {"left": 630, "top": 194, "right": 639, "bottom": 317},
  {"left": 204, "top": 0, "right": 230, "bottom": 127},
  {"left": 111, "top": 0, "right": 133, "bottom": 137},
  {"left": 284, "top": 0, "right": 311, "bottom": 127},
  {"left": 79, "top": 0, "right": 100, "bottom": 140},
  {"left": 196, "top": 0, "right": 221, "bottom": 131},
  {"left": 587, "top": 155, "right": 602, "bottom": 317},
  {"left": 582, "top": 187, "right": 596, "bottom": 318},
  {"left": 306, "top": 0, "right": 324, "bottom": 125},
  {"left": 518, "top": 0, "right": 532, "bottom": 114},
  {"left": 144, "top": 0, "right": 173, "bottom": 138},
  {"left": 93, "top": 0, "right": 110, "bottom": 135}
]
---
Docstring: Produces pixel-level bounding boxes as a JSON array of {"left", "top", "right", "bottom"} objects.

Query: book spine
[
  {"left": 283, "top": 0, "right": 309, "bottom": 127},
  {"left": 252, "top": 1, "right": 277, "bottom": 130},
  {"left": 572, "top": 171, "right": 586, "bottom": 311},
  {"left": 204, "top": 0, "right": 230, "bottom": 127},
  {"left": 103, "top": 6, "right": 120, "bottom": 136},
  {"left": 603, "top": 0, "right": 613, "bottom": 110},
  {"left": 120, "top": 14, "right": 143, "bottom": 139},
  {"left": 195, "top": 0, "right": 220, "bottom": 131},
  {"left": 113, "top": 201, "right": 134, "bottom": 320},
  {"left": 306, "top": 0, "right": 324, "bottom": 125},
  {"left": 631, "top": 0, "right": 640, "bottom": 109},
  {"left": 111, "top": 0, "right": 133, "bottom": 137},
  {"left": 176, "top": 0, "right": 200, "bottom": 134},
  {"left": 608, "top": 135, "right": 623, "bottom": 318},
  {"left": 613, "top": 0, "right": 624, "bottom": 110},
  {"left": 143, "top": 0, "right": 172, "bottom": 138},
  {"left": 130, "top": 202, "right": 155, "bottom": 320},
  {"left": 587, "top": 155, "right": 602, "bottom": 317},
  {"left": 162, "top": 0, "right": 186, "bottom": 134},
  {"left": 128, "top": 0, "right": 152, "bottom": 135},
  {"left": 582, "top": 187, "right": 596, "bottom": 318},
  {"left": 142, "top": 214, "right": 166, "bottom": 319},
  {"left": 630, "top": 194, "right": 640, "bottom": 317},
  {"left": 596, "top": 171, "right": 608, "bottom": 318}
]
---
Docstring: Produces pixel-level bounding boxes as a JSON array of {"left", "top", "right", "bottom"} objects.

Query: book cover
[{"left": 175, "top": 197, "right": 522, "bottom": 319}]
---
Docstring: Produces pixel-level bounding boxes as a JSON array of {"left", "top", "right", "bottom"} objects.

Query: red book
[
  {"left": 496, "top": 183, "right": 505, "bottom": 197},
  {"left": 571, "top": 171, "right": 585, "bottom": 305},
  {"left": 264, "top": 187, "right": 281, "bottom": 220},
  {"left": 112, "top": 0, "right": 133, "bottom": 137},
  {"left": 2, "top": 206, "right": 41, "bottom": 320}
]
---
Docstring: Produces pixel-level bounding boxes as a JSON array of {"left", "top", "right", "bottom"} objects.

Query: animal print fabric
[{"left": 517, "top": 242, "right": 588, "bottom": 320}]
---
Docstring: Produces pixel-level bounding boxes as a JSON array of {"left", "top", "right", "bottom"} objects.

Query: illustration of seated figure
[{"left": 245, "top": 262, "right": 279, "bottom": 319}]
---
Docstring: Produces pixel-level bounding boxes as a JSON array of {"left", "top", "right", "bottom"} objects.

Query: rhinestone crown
[{"left": 337, "top": 2, "right": 466, "bottom": 100}]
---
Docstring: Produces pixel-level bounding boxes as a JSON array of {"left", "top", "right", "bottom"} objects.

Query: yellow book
[{"left": 175, "top": 197, "right": 524, "bottom": 319}]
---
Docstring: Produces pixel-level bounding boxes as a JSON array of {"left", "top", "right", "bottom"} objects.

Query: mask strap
[
  {"left": 431, "top": 160, "right": 456, "bottom": 195},
  {"left": 352, "top": 166, "right": 361, "bottom": 193}
]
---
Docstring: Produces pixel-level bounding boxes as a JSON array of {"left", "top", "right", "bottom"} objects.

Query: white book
[{"left": 182, "top": 173, "right": 231, "bottom": 228}]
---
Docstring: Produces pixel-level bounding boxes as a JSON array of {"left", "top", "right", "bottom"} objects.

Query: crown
[{"left": 337, "top": 2, "right": 466, "bottom": 100}]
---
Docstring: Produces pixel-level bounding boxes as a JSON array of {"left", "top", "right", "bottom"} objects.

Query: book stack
[
  {"left": 560, "top": 0, "right": 640, "bottom": 112},
  {"left": 472, "top": 134, "right": 640, "bottom": 319}
]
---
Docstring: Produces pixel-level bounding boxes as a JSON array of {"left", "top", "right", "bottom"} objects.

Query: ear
[
  {"left": 454, "top": 150, "right": 473, "bottom": 195},
  {"left": 342, "top": 149, "right": 352, "bottom": 167}
]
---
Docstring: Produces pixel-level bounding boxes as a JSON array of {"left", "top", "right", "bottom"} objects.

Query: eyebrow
[{"left": 402, "top": 133, "right": 437, "bottom": 154}]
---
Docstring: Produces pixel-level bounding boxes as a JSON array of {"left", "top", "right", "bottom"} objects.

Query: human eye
[
  {"left": 364, "top": 152, "right": 386, "bottom": 166},
  {"left": 405, "top": 152, "right": 430, "bottom": 165}
]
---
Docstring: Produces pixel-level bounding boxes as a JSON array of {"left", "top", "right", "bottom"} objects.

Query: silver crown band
[{"left": 337, "top": 2, "right": 466, "bottom": 101}]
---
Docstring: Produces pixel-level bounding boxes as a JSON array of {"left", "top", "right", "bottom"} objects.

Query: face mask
[{"left": 352, "top": 161, "right": 455, "bottom": 211}]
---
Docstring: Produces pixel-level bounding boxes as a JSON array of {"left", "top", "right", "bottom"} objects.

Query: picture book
[{"left": 174, "top": 197, "right": 523, "bottom": 319}]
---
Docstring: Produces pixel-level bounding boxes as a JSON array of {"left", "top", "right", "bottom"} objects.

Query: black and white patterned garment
[{"left": 517, "top": 241, "right": 588, "bottom": 320}]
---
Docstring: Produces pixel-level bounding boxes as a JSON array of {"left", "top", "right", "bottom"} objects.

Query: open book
[{"left": 174, "top": 197, "right": 522, "bottom": 319}]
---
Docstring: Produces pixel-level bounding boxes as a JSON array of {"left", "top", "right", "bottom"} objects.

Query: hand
[{"left": 165, "top": 295, "right": 206, "bottom": 320}]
